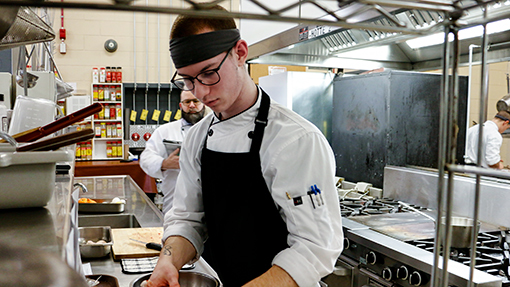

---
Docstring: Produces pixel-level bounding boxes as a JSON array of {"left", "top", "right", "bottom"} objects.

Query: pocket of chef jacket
[{"left": 284, "top": 192, "right": 331, "bottom": 243}]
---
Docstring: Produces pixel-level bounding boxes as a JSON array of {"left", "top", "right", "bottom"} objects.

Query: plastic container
[
  {"left": 8, "top": 95, "right": 57, "bottom": 136},
  {"left": 0, "top": 149, "right": 73, "bottom": 209}
]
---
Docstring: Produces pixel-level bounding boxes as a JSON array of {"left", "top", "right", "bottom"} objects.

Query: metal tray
[
  {"left": 79, "top": 199, "right": 125, "bottom": 213},
  {"left": 79, "top": 226, "right": 113, "bottom": 258}
]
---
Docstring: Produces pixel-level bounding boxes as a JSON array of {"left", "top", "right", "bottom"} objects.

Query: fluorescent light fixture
[{"left": 406, "top": 19, "right": 510, "bottom": 49}]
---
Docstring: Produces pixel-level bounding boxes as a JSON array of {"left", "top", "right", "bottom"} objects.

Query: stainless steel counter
[{"left": 75, "top": 175, "right": 218, "bottom": 287}]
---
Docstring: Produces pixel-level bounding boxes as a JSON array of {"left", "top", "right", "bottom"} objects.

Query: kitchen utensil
[
  {"left": 111, "top": 227, "right": 163, "bottom": 259},
  {"left": 129, "top": 238, "right": 162, "bottom": 251},
  {"left": 398, "top": 201, "right": 480, "bottom": 249},
  {"left": 130, "top": 271, "right": 220, "bottom": 287},
  {"left": 85, "top": 274, "right": 119, "bottom": 287},
  {"left": 79, "top": 226, "right": 113, "bottom": 258},
  {"left": 2, "top": 102, "right": 102, "bottom": 143},
  {"left": 86, "top": 275, "right": 102, "bottom": 286},
  {"left": 16, "top": 128, "right": 94, "bottom": 151}
]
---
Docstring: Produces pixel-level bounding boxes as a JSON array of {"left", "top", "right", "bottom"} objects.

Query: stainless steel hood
[{"left": 247, "top": 1, "right": 510, "bottom": 72}]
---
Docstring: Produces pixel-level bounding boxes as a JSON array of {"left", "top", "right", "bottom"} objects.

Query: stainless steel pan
[{"left": 399, "top": 201, "right": 480, "bottom": 248}]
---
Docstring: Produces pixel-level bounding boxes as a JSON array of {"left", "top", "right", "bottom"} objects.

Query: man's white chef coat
[
  {"left": 465, "top": 120, "right": 502, "bottom": 167},
  {"left": 140, "top": 119, "right": 192, "bottom": 214},
  {"left": 163, "top": 87, "right": 344, "bottom": 287}
]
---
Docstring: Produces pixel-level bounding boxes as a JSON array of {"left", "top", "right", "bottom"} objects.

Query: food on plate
[{"left": 79, "top": 198, "right": 97, "bottom": 203}]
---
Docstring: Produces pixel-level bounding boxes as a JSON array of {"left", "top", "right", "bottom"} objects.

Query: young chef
[
  {"left": 147, "top": 5, "right": 343, "bottom": 287},
  {"left": 139, "top": 90, "right": 205, "bottom": 214},
  {"left": 465, "top": 110, "right": 510, "bottom": 169}
]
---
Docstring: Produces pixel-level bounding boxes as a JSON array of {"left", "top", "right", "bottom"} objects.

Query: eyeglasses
[
  {"left": 180, "top": 99, "right": 202, "bottom": 106},
  {"left": 171, "top": 48, "right": 231, "bottom": 91}
]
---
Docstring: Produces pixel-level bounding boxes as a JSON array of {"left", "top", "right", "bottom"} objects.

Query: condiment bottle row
[
  {"left": 93, "top": 85, "right": 122, "bottom": 101},
  {"left": 76, "top": 141, "right": 92, "bottom": 160},
  {"left": 95, "top": 122, "right": 122, "bottom": 138},
  {"left": 95, "top": 104, "right": 122, "bottom": 120},
  {"left": 92, "top": 67, "right": 122, "bottom": 83},
  {"left": 106, "top": 141, "right": 123, "bottom": 158}
]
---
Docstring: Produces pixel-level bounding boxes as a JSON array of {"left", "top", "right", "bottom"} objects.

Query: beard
[{"left": 181, "top": 107, "right": 205, "bottom": 125}]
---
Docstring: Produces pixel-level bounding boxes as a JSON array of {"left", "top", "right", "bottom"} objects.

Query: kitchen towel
[{"left": 121, "top": 256, "right": 159, "bottom": 274}]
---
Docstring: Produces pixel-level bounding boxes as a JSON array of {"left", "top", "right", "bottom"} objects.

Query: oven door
[
  {"left": 322, "top": 255, "right": 357, "bottom": 287},
  {"left": 358, "top": 267, "right": 393, "bottom": 287}
]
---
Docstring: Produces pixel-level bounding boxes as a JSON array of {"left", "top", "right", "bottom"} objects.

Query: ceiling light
[{"left": 406, "top": 19, "right": 510, "bottom": 49}]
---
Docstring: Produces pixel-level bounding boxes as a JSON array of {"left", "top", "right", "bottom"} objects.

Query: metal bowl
[
  {"left": 130, "top": 271, "right": 220, "bottom": 287},
  {"left": 78, "top": 226, "right": 113, "bottom": 258}
]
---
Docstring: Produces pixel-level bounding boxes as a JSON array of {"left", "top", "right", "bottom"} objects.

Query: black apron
[{"left": 201, "top": 90, "right": 289, "bottom": 286}]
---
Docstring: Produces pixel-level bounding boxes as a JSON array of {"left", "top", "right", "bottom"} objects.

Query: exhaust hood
[
  {"left": 0, "top": 6, "right": 55, "bottom": 50},
  {"left": 247, "top": 1, "right": 510, "bottom": 72}
]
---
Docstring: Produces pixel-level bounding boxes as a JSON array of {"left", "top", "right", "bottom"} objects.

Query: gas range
[{"left": 328, "top": 194, "right": 504, "bottom": 287}]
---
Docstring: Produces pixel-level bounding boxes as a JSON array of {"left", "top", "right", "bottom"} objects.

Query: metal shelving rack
[{"left": 0, "top": 1, "right": 508, "bottom": 286}]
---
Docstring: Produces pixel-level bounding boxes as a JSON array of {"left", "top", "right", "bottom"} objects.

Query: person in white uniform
[
  {"left": 465, "top": 110, "right": 510, "bottom": 169},
  {"left": 147, "top": 5, "right": 343, "bottom": 287},
  {"left": 139, "top": 90, "right": 205, "bottom": 214}
]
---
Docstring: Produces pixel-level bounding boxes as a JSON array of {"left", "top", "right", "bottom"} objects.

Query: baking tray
[
  {"left": 79, "top": 199, "right": 125, "bottom": 213},
  {"left": 85, "top": 274, "right": 119, "bottom": 287},
  {"left": 0, "top": 149, "right": 73, "bottom": 209}
]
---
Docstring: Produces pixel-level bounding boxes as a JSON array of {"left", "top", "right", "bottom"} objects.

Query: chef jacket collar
[{"left": 210, "top": 86, "right": 264, "bottom": 132}]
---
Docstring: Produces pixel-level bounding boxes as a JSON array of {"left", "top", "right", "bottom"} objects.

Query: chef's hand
[
  {"left": 161, "top": 148, "right": 180, "bottom": 171},
  {"left": 146, "top": 256, "right": 180, "bottom": 287},
  {"left": 147, "top": 236, "right": 197, "bottom": 287}
]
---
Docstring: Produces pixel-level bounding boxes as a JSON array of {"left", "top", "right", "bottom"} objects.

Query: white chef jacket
[
  {"left": 163, "top": 87, "right": 344, "bottom": 287},
  {"left": 465, "top": 120, "right": 502, "bottom": 167},
  {"left": 140, "top": 119, "right": 192, "bottom": 214}
]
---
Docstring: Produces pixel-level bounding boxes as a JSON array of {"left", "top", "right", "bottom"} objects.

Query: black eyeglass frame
[{"left": 171, "top": 48, "right": 232, "bottom": 91}]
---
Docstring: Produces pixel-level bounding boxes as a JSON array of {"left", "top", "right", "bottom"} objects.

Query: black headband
[
  {"left": 496, "top": 114, "right": 510, "bottom": 122},
  {"left": 170, "top": 29, "right": 240, "bottom": 69}
]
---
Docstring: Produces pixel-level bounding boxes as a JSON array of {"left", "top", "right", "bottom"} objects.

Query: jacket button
[
  {"left": 248, "top": 131, "right": 253, "bottom": 138},
  {"left": 208, "top": 129, "right": 214, "bottom": 136}
]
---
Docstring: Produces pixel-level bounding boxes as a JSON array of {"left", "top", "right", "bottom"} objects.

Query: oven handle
[{"left": 332, "top": 265, "right": 352, "bottom": 277}]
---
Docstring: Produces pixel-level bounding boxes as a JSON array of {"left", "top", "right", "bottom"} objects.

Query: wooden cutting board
[{"left": 111, "top": 227, "right": 164, "bottom": 260}]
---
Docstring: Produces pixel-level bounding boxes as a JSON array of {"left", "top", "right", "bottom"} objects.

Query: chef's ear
[{"left": 233, "top": 40, "right": 248, "bottom": 66}]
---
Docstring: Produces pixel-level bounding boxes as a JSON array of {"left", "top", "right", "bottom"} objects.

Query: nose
[
  {"left": 188, "top": 100, "right": 196, "bottom": 108},
  {"left": 192, "top": 81, "right": 209, "bottom": 103}
]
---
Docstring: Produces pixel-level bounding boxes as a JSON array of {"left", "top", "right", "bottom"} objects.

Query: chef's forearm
[
  {"left": 243, "top": 265, "right": 298, "bottom": 287},
  {"left": 161, "top": 235, "right": 197, "bottom": 269}
]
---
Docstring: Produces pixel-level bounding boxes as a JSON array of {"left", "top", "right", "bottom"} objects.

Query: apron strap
[{"left": 250, "top": 89, "right": 270, "bottom": 154}]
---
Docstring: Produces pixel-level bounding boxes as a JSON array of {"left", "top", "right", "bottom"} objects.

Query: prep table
[{"left": 75, "top": 175, "right": 218, "bottom": 287}]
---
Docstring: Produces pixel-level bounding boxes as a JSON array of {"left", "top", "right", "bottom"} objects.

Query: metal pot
[
  {"left": 399, "top": 201, "right": 480, "bottom": 249},
  {"left": 440, "top": 216, "right": 480, "bottom": 249},
  {"left": 130, "top": 271, "right": 220, "bottom": 287}
]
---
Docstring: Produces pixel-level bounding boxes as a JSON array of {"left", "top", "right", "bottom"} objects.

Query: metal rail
[
  {"left": 0, "top": 0, "right": 502, "bottom": 35},
  {"left": 0, "top": 0, "right": 507, "bottom": 285}
]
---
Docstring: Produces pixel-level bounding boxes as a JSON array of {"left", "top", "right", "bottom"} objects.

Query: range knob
[
  {"left": 344, "top": 238, "right": 350, "bottom": 250},
  {"left": 409, "top": 271, "right": 423, "bottom": 286},
  {"left": 382, "top": 267, "right": 394, "bottom": 281},
  {"left": 396, "top": 266, "right": 409, "bottom": 280},
  {"left": 365, "top": 251, "right": 377, "bottom": 265}
]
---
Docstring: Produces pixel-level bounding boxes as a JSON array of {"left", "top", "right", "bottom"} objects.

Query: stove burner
[
  {"left": 407, "top": 231, "right": 510, "bottom": 286},
  {"left": 339, "top": 197, "right": 426, "bottom": 217}
]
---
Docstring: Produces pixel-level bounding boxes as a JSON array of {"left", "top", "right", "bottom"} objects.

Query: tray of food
[{"left": 79, "top": 197, "right": 126, "bottom": 213}]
